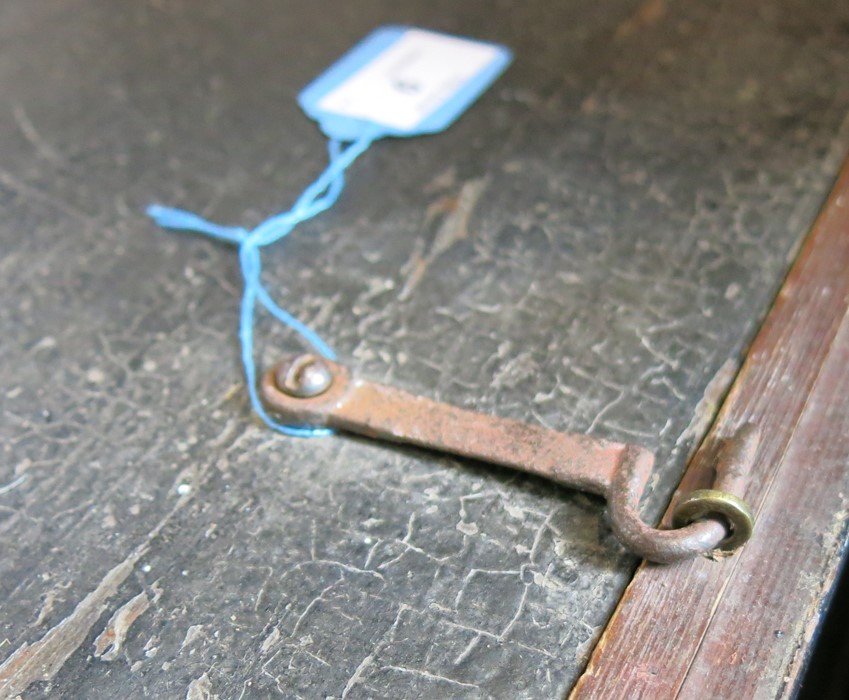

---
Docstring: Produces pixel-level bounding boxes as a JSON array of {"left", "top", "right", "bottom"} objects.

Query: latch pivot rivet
[{"left": 274, "top": 354, "right": 333, "bottom": 398}]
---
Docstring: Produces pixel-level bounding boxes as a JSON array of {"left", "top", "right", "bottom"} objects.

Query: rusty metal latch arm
[{"left": 260, "top": 354, "right": 756, "bottom": 564}]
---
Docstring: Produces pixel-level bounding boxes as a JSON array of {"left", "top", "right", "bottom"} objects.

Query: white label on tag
[{"left": 317, "top": 29, "right": 502, "bottom": 131}]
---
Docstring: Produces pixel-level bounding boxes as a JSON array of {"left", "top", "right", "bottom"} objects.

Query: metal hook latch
[{"left": 260, "top": 354, "right": 756, "bottom": 564}]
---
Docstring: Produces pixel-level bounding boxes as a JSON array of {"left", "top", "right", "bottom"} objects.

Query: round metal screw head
[{"left": 275, "top": 354, "right": 333, "bottom": 398}]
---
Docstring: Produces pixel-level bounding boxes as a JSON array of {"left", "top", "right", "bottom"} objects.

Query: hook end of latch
[
  {"left": 610, "top": 424, "right": 759, "bottom": 564},
  {"left": 670, "top": 423, "right": 759, "bottom": 556}
]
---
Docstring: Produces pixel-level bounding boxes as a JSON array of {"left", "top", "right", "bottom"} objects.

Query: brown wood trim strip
[
  {"left": 678, "top": 277, "right": 849, "bottom": 698},
  {"left": 570, "top": 158, "right": 849, "bottom": 700}
]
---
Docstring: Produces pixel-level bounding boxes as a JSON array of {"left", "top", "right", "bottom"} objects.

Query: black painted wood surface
[{"left": 2, "top": 1, "right": 849, "bottom": 698}]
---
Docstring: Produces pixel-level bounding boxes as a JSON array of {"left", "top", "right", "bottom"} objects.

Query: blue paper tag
[{"left": 299, "top": 26, "right": 513, "bottom": 142}]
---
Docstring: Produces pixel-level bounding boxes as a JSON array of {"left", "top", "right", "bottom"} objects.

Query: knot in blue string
[{"left": 147, "top": 130, "right": 378, "bottom": 436}]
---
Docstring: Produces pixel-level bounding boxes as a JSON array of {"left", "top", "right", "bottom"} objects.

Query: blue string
[{"left": 147, "top": 129, "right": 379, "bottom": 436}]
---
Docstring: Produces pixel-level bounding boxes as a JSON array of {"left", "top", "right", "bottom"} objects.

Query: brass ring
[{"left": 672, "top": 489, "right": 755, "bottom": 553}]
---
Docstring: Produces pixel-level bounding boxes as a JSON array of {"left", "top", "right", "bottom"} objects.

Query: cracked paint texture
[{"left": 2, "top": 0, "right": 849, "bottom": 698}]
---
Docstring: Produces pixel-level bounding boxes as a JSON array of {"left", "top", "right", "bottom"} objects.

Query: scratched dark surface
[{"left": 2, "top": 1, "right": 849, "bottom": 698}]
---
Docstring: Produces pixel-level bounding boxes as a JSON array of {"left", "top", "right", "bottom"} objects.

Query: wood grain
[{"left": 571, "top": 158, "right": 849, "bottom": 699}]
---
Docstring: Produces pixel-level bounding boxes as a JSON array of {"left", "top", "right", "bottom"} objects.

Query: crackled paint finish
[{"left": 2, "top": 0, "right": 849, "bottom": 698}]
